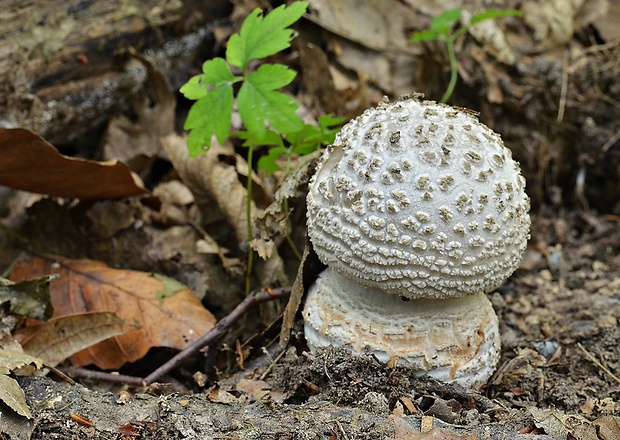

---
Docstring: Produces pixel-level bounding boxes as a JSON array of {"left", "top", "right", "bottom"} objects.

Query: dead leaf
[
  {"left": 102, "top": 53, "right": 176, "bottom": 168},
  {"left": 0, "top": 349, "right": 44, "bottom": 419},
  {"left": 388, "top": 414, "right": 476, "bottom": 440},
  {"left": 280, "top": 240, "right": 325, "bottom": 346},
  {"left": 11, "top": 254, "right": 216, "bottom": 370},
  {"left": 251, "top": 151, "right": 319, "bottom": 260},
  {"left": 298, "top": 44, "right": 369, "bottom": 119},
  {"left": 161, "top": 133, "right": 256, "bottom": 244},
  {"left": 0, "top": 128, "right": 148, "bottom": 200},
  {"left": 0, "top": 276, "right": 53, "bottom": 321},
  {"left": 529, "top": 406, "right": 570, "bottom": 438},
  {"left": 19, "top": 312, "right": 135, "bottom": 367},
  {"left": 0, "top": 349, "right": 43, "bottom": 375},
  {"left": 595, "top": 416, "right": 620, "bottom": 440},
  {"left": 305, "top": 0, "right": 411, "bottom": 52},
  {"left": 0, "top": 374, "right": 32, "bottom": 419},
  {"left": 236, "top": 378, "right": 271, "bottom": 401},
  {"left": 522, "top": 0, "right": 575, "bottom": 50}
]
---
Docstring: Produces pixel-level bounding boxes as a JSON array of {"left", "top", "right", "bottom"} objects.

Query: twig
[
  {"left": 577, "top": 342, "right": 620, "bottom": 385},
  {"left": 144, "top": 286, "right": 291, "bottom": 385},
  {"left": 259, "top": 346, "right": 288, "bottom": 381},
  {"left": 60, "top": 367, "right": 144, "bottom": 386},
  {"left": 557, "top": 49, "right": 569, "bottom": 122}
]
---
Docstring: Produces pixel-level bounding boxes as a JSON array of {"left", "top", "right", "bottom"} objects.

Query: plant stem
[
  {"left": 440, "top": 35, "right": 459, "bottom": 103},
  {"left": 245, "top": 145, "right": 255, "bottom": 296}
]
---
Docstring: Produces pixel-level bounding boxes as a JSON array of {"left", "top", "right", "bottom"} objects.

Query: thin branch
[
  {"left": 60, "top": 367, "right": 144, "bottom": 386},
  {"left": 144, "top": 286, "right": 291, "bottom": 385},
  {"left": 577, "top": 342, "right": 620, "bottom": 385}
]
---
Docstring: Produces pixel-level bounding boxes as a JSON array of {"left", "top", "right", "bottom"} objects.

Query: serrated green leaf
[
  {"left": 469, "top": 8, "right": 522, "bottom": 25},
  {"left": 237, "top": 64, "right": 303, "bottom": 138},
  {"left": 181, "top": 58, "right": 237, "bottom": 101},
  {"left": 410, "top": 28, "right": 445, "bottom": 42},
  {"left": 184, "top": 84, "right": 233, "bottom": 156},
  {"left": 227, "top": 2, "right": 308, "bottom": 69},
  {"left": 236, "top": 128, "right": 285, "bottom": 148},
  {"left": 180, "top": 75, "right": 208, "bottom": 100},
  {"left": 257, "top": 145, "right": 289, "bottom": 175},
  {"left": 431, "top": 9, "right": 461, "bottom": 30},
  {"left": 317, "top": 114, "right": 346, "bottom": 128}
]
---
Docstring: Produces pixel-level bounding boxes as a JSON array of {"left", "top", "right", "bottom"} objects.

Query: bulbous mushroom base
[{"left": 303, "top": 268, "right": 501, "bottom": 389}]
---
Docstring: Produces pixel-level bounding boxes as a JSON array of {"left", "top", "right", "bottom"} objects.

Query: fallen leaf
[
  {"left": 0, "top": 276, "right": 53, "bottom": 321},
  {"left": 529, "top": 406, "right": 570, "bottom": 438},
  {"left": 102, "top": 52, "right": 176, "bottom": 169},
  {"left": 0, "top": 374, "right": 32, "bottom": 418},
  {"left": 280, "top": 240, "right": 325, "bottom": 346},
  {"left": 11, "top": 254, "right": 216, "bottom": 370},
  {"left": 19, "top": 312, "right": 135, "bottom": 368},
  {"left": 161, "top": 133, "right": 256, "bottom": 244},
  {"left": 0, "top": 128, "right": 148, "bottom": 200},
  {"left": 0, "top": 349, "right": 43, "bottom": 375},
  {"left": 252, "top": 151, "right": 319, "bottom": 259},
  {"left": 0, "top": 349, "right": 43, "bottom": 420},
  {"left": 595, "top": 416, "right": 620, "bottom": 440}
]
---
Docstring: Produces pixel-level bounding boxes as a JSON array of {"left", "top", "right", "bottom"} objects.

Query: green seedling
[
  {"left": 180, "top": 2, "right": 344, "bottom": 292},
  {"left": 411, "top": 8, "right": 522, "bottom": 103}
]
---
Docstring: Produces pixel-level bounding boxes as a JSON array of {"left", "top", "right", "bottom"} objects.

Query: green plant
[
  {"left": 180, "top": 2, "right": 343, "bottom": 292},
  {"left": 410, "top": 8, "right": 522, "bottom": 103}
]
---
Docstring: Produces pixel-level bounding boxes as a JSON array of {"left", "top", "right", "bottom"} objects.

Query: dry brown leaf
[
  {"left": 161, "top": 133, "right": 256, "bottom": 244},
  {"left": 11, "top": 254, "right": 216, "bottom": 370},
  {"left": 388, "top": 415, "right": 477, "bottom": 439},
  {"left": 251, "top": 151, "right": 319, "bottom": 260},
  {"left": 595, "top": 416, "right": 620, "bottom": 440},
  {"left": 0, "top": 128, "right": 148, "bottom": 200},
  {"left": 280, "top": 240, "right": 325, "bottom": 346},
  {"left": 0, "top": 374, "right": 32, "bottom": 419},
  {"left": 19, "top": 312, "right": 135, "bottom": 368},
  {"left": 102, "top": 53, "right": 176, "bottom": 169}
]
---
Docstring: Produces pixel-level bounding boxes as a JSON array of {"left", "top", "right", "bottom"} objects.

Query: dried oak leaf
[{"left": 11, "top": 254, "right": 216, "bottom": 370}]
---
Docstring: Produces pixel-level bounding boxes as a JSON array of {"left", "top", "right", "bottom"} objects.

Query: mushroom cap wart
[
  {"left": 303, "top": 268, "right": 500, "bottom": 389},
  {"left": 307, "top": 95, "right": 531, "bottom": 299}
]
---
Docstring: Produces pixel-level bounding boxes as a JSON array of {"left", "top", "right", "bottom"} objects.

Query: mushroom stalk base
[{"left": 303, "top": 268, "right": 501, "bottom": 389}]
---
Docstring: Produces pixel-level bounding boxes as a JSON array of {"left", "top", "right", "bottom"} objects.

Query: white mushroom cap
[
  {"left": 303, "top": 268, "right": 500, "bottom": 389},
  {"left": 307, "top": 95, "right": 530, "bottom": 299}
]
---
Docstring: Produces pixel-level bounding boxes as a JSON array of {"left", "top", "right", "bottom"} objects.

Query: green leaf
[
  {"left": 430, "top": 9, "right": 461, "bottom": 31},
  {"left": 237, "top": 63, "right": 304, "bottom": 139},
  {"left": 257, "top": 145, "right": 289, "bottom": 175},
  {"left": 410, "top": 28, "right": 445, "bottom": 42},
  {"left": 469, "top": 8, "right": 522, "bottom": 25},
  {"left": 236, "top": 128, "right": 285, "bottom": 148},
  {"left": 180, "top": 75, "right": 208, "bottom": 100},
  {"left": 227, "top": 2, "right": 308, "bottom": 69},
  {"left": 183, "top": 83, "right": 233, "bottom": 156},
  {"left": 317, "top": 114, "right": 347, "bottom": 128},
  {"left": 180, "top": 58, "right": 237, "bottom": 101}
]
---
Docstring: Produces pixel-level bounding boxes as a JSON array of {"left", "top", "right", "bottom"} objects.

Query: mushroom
[
  {"left": 304, "top": 268, "right": 500, "bottom": 388},
  {"left": 303, "top": 95, "right": 530, "bottom": 387}
]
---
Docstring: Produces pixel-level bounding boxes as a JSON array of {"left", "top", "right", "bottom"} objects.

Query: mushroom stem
[{"left": 303, "top": 268, "right": 500, "bottom": 389}]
